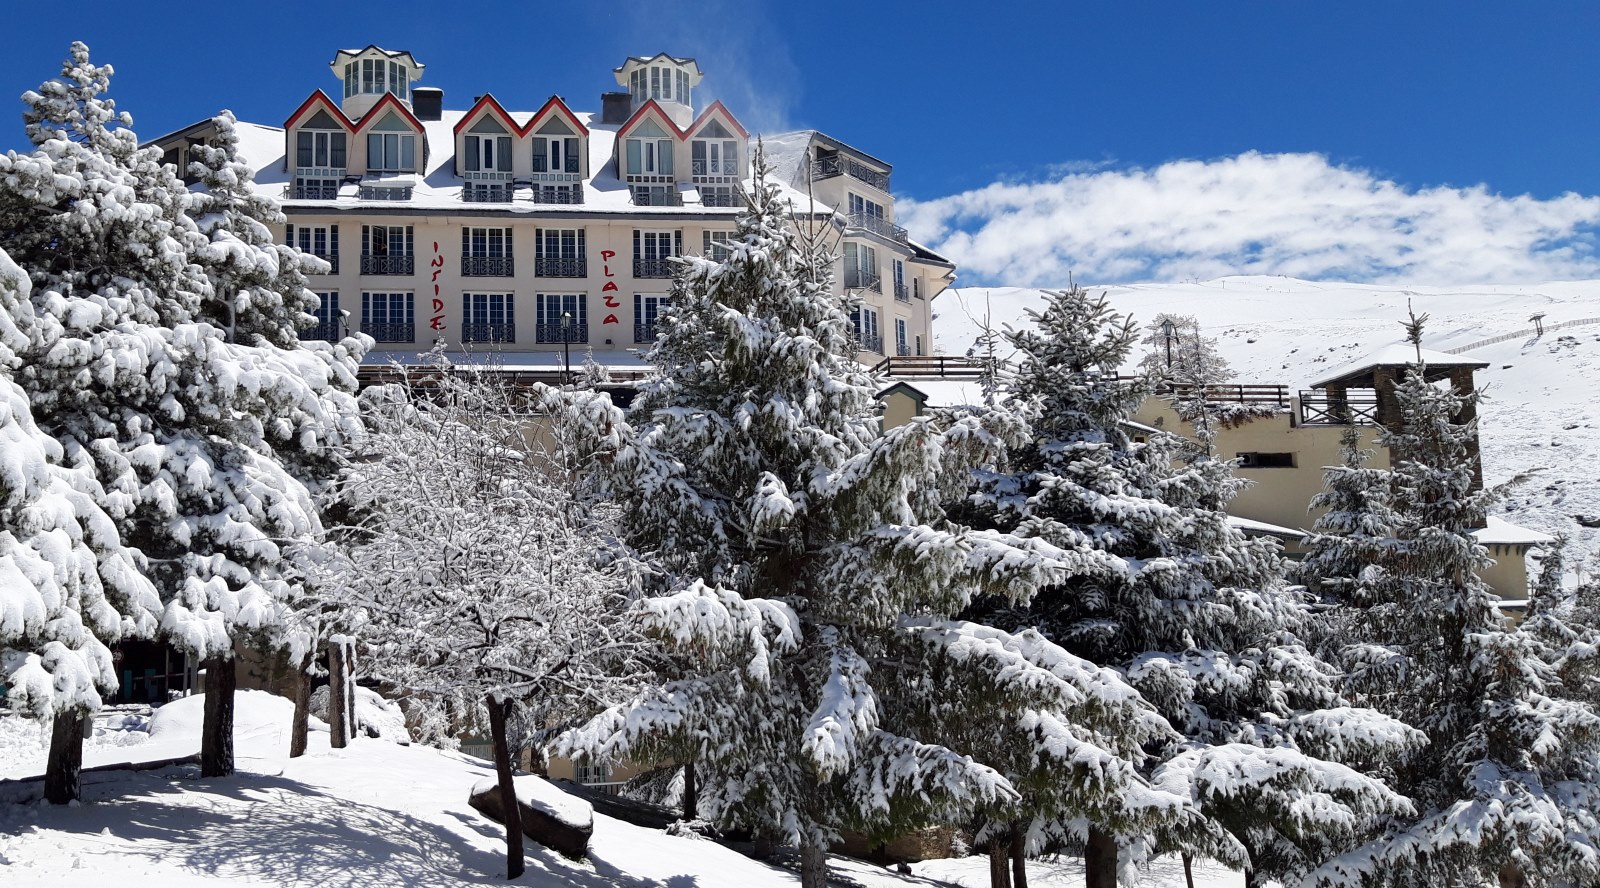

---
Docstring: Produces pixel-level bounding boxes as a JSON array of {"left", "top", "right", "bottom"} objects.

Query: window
[
  {"left": 296, "top": 129, "right": 347, "bottom": 170},
  {"left": 361, "top": 291, "right": 414, "bottom": 342},
  {"left": 633, "top": 230, "right": 681, "bottom": 278},
  {"left": 536, "top": 293, "right": 587, "bottom": 343},
  {"left": 344, "top": 58, "right": 409, "bottom": 100},
  {"left": 301, "top": 292, "right": 340, "bottom": 342},
  {"left": 367, "top": 132, "right": 417, "bottom": 173},
  {"left": 702, "top": 230, "right": 736, "bottom": 262},
  {"left": 535, "top": 228, "right": 586, "bottom": 277},
  {"left": 1236, "top": 452, "right": 1296, "bottom": 468},
  {"left": 895, "top": 318, "right": 909, "bottom": 356},
  {"left": 462, "top": 293, "right": 515, "bottom": 343},
  {"left": 691, "top": 139, "right": 738, "bottom": 177},
  {"left": 624, "top": 120, "right": 674, "bottom": 177},
  {"left": 533, "top": 136, "right": 582, "bottom": 174},
  {"left": 462, "top": 227, "right": 513, "bottom": 276},
  {"left": 634, "top": 294, "right": 669, "bottom": 343},
  {"left": 286, "top": 224, "right": 339, "bottom": 274},
  {"left": 361, "top": 225, "right": 414, "bottom": 275},
  {"left": 851, "top": 306, "right": 882, "bottom": 354},
  {"left": 913, "top": 277, "right": 922, "bottom": 300},
  {"left": 848, "top": 193, "right": 885, "bottom": 220},
  {"left": 843, "top": 242, "right": 879, "bottom": 291},
  {"left": 915, "top": 334, "right": 924, "bottom": 357},
  {"left": 464, "top": 135, "right": 511, "bottom": 173},
  {"left": 893, "top": 260, "right": 908, "bottom": 301}
]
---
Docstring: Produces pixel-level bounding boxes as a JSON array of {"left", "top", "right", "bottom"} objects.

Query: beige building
[
  {"left": 148, "top": 47, "right": 954, "bottom": 377},
  {"left": 877, "top": 345, "right": 1551, "bottom": 601}
]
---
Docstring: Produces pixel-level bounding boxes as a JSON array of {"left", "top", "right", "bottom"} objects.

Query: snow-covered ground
[
  {"left": 936, "top": 277, "right": 1600, "bottom": 561},
  {"left": 0, "top": 692, "right": 1246, "bottom": 886}
]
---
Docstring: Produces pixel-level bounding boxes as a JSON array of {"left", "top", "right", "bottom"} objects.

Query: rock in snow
[{"left": 468, "top": 775, "right": 594, "bottom": 860}]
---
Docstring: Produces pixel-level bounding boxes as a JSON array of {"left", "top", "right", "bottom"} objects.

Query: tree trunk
[
  {"left": 1497, "top": 864, "right": 1527, "bottom": 888},
  {"left": 289, "top": 649, "right": 312, "bottom": 759},
  {"left": 1084, "top": 827, "right": 1118, "bottom": 888},
  {"left": 1183, "top": 852, "right": 1196, "bottom": 888},
  {"left": 44, "top": 709, "right": 88, "bottom": 805},
  {"left": 751, "top": 833, "right": 775, "bottom": 861},
  {"left": 682, "top": 761, "right": 698, "bottom": 820},
  {"left": 988, "top": 833, "right": 1012, "bottom": 888},
  {"left": 798, "top": 839, "right": 829, "bottom": 888},
  {"left": 200, "top": 655, "right": 235, "bottom": 778},
  {"left": 488, "top": 695, "right": 525, "bottom": 880},
  {"left": 328, "top": 639, "right": 348, "bottom": 749},
  {"left": 1010, "top": 824, "right": 1028, "bottom": 888}
]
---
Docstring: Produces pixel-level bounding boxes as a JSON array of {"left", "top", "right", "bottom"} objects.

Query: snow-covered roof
[
  {"left": 1473, "top": 515, "right": 1555, "bottom": 547},
  {"left": 878, "top": 379, "right": 990, "bottom": 409},
  {"left": 1309, "top": 342, "right": 1490, "bottom": 389},
  {"left": 1227, "top": 515, "right": 1307, "bottom": 539}
]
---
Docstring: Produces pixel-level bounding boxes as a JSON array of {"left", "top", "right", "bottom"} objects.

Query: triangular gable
[
  {"left": 303, "top": 109, "right": 341, "bottom": 130},
  {"left": 469, "top": 115, "right": 509, "bottom": 134},
  {"left": 616, "top": 100, "right": 685, "bottom": 140},
  {"left": 687, "top": 101, "right": 749, "bottom": 140},
  {"left": 353, "top": 92, "right": 424, "bottom": 134},
  {"left": 524, "top": 95, "right": 588, "bottom": 138},
  {"left": 283, "top": 90, "right": 354, "bottom": 132},
  {"left": 451, "top": 93, "right": 520, "bottom": 137}
]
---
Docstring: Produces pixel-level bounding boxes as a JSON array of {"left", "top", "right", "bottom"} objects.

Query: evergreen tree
[
  {"left": 1313, "top": 368, "right": 1600, "bottom": 888},
  {"left": 548, "top": 151, "right": 1105, "bottom": 888},
  {"left": 1138, "top": 313, "right": 1232, "bottom": 386},
  {"left": 1299, "top": 427, "right": 1400, "bottom": 608},
  {"left": 965, "top": 289, "right": 1417, "bottom": 888}
]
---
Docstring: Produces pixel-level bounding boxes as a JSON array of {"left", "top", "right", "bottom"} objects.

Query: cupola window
[{"left": 344, "top": 57, "right": 411, "bottom": 101}]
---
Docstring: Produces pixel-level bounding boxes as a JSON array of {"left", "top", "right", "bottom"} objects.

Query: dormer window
[
  {"left": 624, "top": 118, "right": 674, "bottom": 177},
  {"left": 691, "top": 121, "right": 738, "bottom": 178},
  {"left": 533, "top": 116, "right": 581, "bottom": 176},
  {"left": 463, "top": 115, "right": 511, "bottom": 174},
  {"left": 366, "top": 113, "right": 417, "bottom": 173},
  {"left": 344, "top": 58, "right": 410, "bottom": 101},
  {"left": 629, "top": 66, "right": 690, "bottom": 105}
]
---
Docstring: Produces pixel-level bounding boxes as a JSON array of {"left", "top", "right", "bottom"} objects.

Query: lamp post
[
  {"left": 561, "top": 311, "right": 572, "bottom": 384},
  {"left": 1161, "top": 318, "right": 1176, "bottom": 370}
]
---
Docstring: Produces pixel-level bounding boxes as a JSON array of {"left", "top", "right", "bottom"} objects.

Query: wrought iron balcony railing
[
  {"left": 360, "top": 255, "right": 414, "bottom": 276},
  {"left": 299, "top": 321, "right": 341, "bottom": 342},
  {"left": 634, "top": 258, "right": 676, "bottom": 279},
  {"left": 847, "top": 212, "right": 910, "bottom": 244},
  {"left": 535, "top": 257, "right": 586, "bottom": 278},
  {"left": 632, "top": 187, "right": 684, "bottom": 207},
  {"left": 532, "top": 185, "right": 584, "bottom": 205},
  {"left": 634, "top": 323, "right": 658, "bottom": 344},
  {"left": 845, "top": 270, "right": 882, "bottom": 292},
  {"left": 462, "top": 256, "right": 514, "bottom": 277},
  {"left": 461, "top": 322, "right": 516, "bottom": 344},
  {"left": 893, "top": 282, "right": 910, "bottom": 302},
  {"left": 701, "top": 188, "right": 740, "bottom": 208},
  {"left": 290, "top": 183, "right": 340, "bottom": 200},
  {"left": 362, "top": 321, "right": 414, "bottom": 343},
  {"left": 810, "top": 155, "right": 890, "bottom": 191},
  {"left": 896, "top": 341, "right": 911, "bottom": 357},
  {"left": 463, "top": 185, "right": 513, "bottom": 203},
  {"left": 853, "top": 333, "right": 884, "bottom": 355},
  {"left": 535, "top": 323, "right": 588, "bottom": 344}
]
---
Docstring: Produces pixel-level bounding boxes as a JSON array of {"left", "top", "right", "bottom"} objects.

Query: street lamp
[
  {"left": 560, "top": 311, "right": 572, "bottom": 383},
  {"left": 1161, "top": 318, "right": 1176, "bottom": 370}
]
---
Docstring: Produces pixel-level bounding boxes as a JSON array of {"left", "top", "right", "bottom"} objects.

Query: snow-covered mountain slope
[{"left": 934, "top": 277, "right": 1600, "bottom": 560}]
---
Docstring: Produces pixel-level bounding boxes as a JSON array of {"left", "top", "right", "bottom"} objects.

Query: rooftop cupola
[
  {"left": 613, "top": 54, "right": 702, "bottom": 129},
  {"left": 331, "top": 45, "right": 424, "bottom": 120}
]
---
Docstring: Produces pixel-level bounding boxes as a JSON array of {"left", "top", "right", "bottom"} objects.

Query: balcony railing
[
  {"left": 308, "top": 255, "right": 339, "bottom": 275},
  {"left": 532, "top": 185, "right": 584, "bottom": 205},
  {"left": 461, "top": 322, "right": 516, "bottom": 344},
  {"left": 463, "top": 185, "right": 513, "bottom": 203},
  {"left": 896, "top": 341, "right": 911, "bottom": 357},
  {"left": 299, "top": 321, "right": 341, "bottom": 342},
  {"left": 360, "top": 255, "right": 414, "bottom": 276},
  {"left": 853, "top": 333, "right": 884, "bottom": 355},
  {"left": 535, "top": 257, "right": 586, "bottom": 278},
  {"left": 363, "top": 321, "right": 414, "bottom": 343},
  {"left": 634, "top": 258, "right": 676, "bottom": 279},
  {"left": 701, "top": 188, "right": 740, "bottom": 208},
  {"left": 634, "top": 323, "right": 658, "bottom": 344},
  {"left": 848, "top": 212, "right": 910, "bottom": 245},
  {"left": 290, "top": 183, "right": 341, "bottom": 200},
  {"left": 893, "top": 282, "right": 910, "bottom": 302},
  {"left": 691, "top": 159, "right": 739, "bottom": 178},
  {"left": 462, "top": 256, "right": 514, "bottom": 277},
  {"left": 632, "top": 187, "right": 684, "bottom": 207},
  {"left": 1298, "top": 390, "right": 1380, "bottom": 426},
  {"left": 536, "top": 323, "right": 588, "bottom": 344},
  {"left": 810, "top": 155, "right": 890, "bottom": 192},
  {"left": 845, "top": 270, "right": 882, "bottom": 292}
]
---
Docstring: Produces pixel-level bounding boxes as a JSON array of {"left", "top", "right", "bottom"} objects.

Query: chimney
[
  {"left": 412, "top": 87, "right": 443, "bottom": 121},
  {"left": 601, "top": 91, "right": 632, "bottom": 124}
]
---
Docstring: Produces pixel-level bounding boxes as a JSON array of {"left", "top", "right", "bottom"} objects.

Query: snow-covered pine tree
[
  {"left": 1313, "top": 367, "right": 1600, "bottom": 888},
  {"left": 0, "top": 246, "right": 162, "bottom": 803},
  {"left": 0, "top": 43, "right": 365, "bottom": 783},
  {"left": 964, "top": 288, "right": 1417, "bottom": 888},
  {"left": 313, "top": 356, "right": 647, "bottom": 878},
  {"left": 1299, "top": 427, "right": 1399, "bottom": 608},
  {"left": 1138, "top": 313, "right": 1232, "bottom": 386},
  {"left": 547, "top": 149, "right": 1106, "bottom": 888}
]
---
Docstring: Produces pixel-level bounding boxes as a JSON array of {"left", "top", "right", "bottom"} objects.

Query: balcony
[
  {"left": 893, "top": 282, "right": 910, "bottom": 303},
  {"left": 363, "top": 321, "right": 414, "bottom": 343},
  {"left": 462, "top": 256, "right": 514, "bottom": 277},
  {"left": 634, "top": 323, "right": 657, "bottom": 344},
  {"left": 810, "top": 155, "right": 890, "bottom": 192},
  {"left": 896, "top": 341, "right": 911, "bottom": 357},
  {"left": 1298, "top": 389, "right": 1379, "bottom": 426},
  {"left": 691, "top": 159, "right": 739, "bottom": 179},
  {"left": 632, "top": 187, "right": 683, "bottom": 207},
  {"left": 536, "top": 323, "right": 588, "bottom": 344},
  {"left": 701, "top": 188, "right": 740, "bottom": 208},
  {"left": 535, "top": 257, "right": 586, "bottom": 278},
  {"left": 299, "top": 321, "right": 341, "bottom": 342},
  {"left": 845, "top": 269, "right": 882, "bottom": 292},
  {"left": 461, "top": 322, "right": 516, "bottom": 344},
  {"left": 853, "top": 333, "right": 884, "bottom": 355},
  {"left": 463, "top": 184, "right": 513, "bottom": 203},
  {"left": 847, "top": 212, "right": 910, "bottom": 245},
  {"left": 532, "top": 185, "right": 584, "bottom": 205},
  {"left": 290, "top": 183, "right": 340, "bottom": 200},
  {"left": 634, "top": 258, "right": 676, "bottom": 279},
  {"left": 361, "top": 255, "right": 414, "bottom": 276}
]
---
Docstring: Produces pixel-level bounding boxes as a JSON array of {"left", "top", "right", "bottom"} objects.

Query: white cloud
[{"left": 897, "top": 152, "right": 1600, "bottom": 286}]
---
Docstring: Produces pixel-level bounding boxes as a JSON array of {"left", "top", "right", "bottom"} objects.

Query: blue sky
[{"left": 4, "top": 0, "right": 1598, "bottom": 285}]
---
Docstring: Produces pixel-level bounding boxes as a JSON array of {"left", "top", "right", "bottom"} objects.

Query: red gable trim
[
  {"left": 282, "top": 90, "right": 355, "bottom": 132},
  {"left": 524, "top": 95, "right": 589, "bottom": 138},
  {"left": 616, "top": 99, "right": 687, "bottom": 140},
  {"left": 451, "top": 93, "right": 522, "bottom": 137},
  {"left": 687, "top": 101, "right": 749, "bottom": 140},
  {"left": 352, "top": 92, "right": 426, "bottom": 134}
]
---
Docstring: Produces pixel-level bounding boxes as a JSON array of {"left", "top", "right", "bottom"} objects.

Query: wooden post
[
  {"left": 200, "top": 655, "right": 236, "bottom": 777},
  {"left": 328, "top": 639, "right": 348, "bottom": 750}
]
